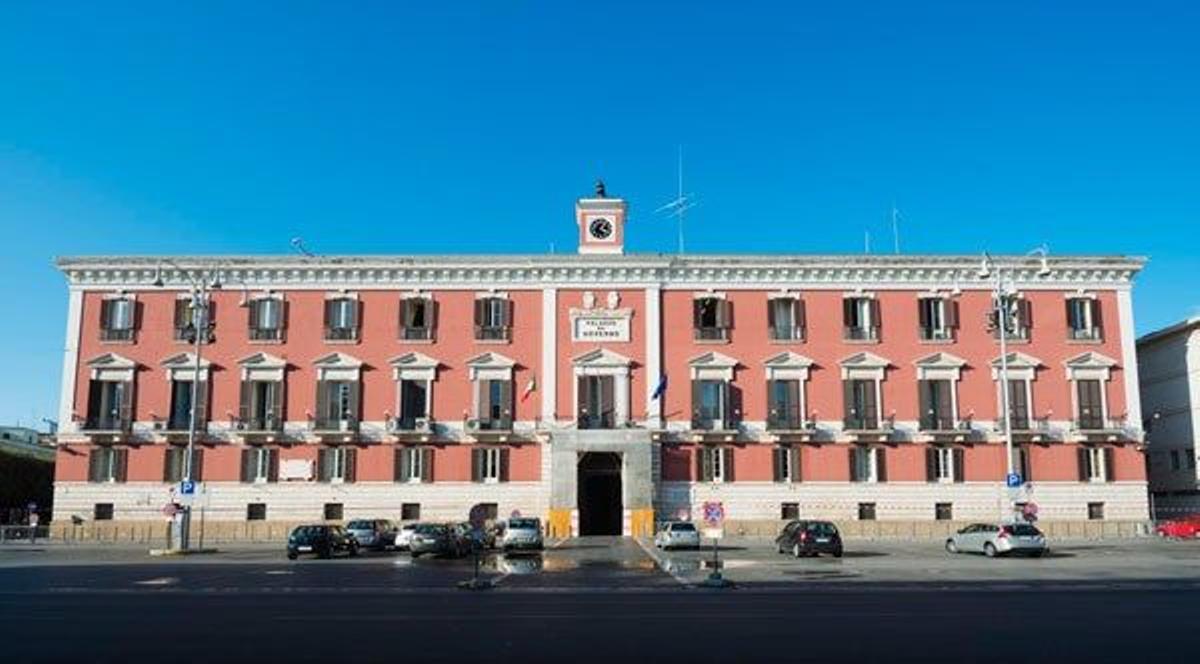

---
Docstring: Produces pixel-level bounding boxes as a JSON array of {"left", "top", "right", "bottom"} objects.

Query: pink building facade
[{"left": 51, "top": 188, "right": 1149, "bottom": 538}]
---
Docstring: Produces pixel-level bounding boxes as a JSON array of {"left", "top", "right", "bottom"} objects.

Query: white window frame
[
  {"left": 1085, "top": 447, "right": 1107, "bottom": 482},
  {"left": 918, "top": 296, "right": 951, "bottom": 341},
  {"left": 406, "top": 448, "right": 426, "bottom": 484},
  {"left": 251, "top": 447, "right": 271, "bottom": 484},
  {"left": 96, "top": 447, "right": 120, "bottom": 483},
  {"left": 778, "top": 446, "right": 795, "bottom": 483},
  {"left": 853, "top": 446, "right": 880, "bottom": 483},
  {"left": 934, "top": 447, "right": 955, "bottom": 483},
  {"left": 481, "top": 447, "right": 502, "bottom": 484},
  {"left": 329, "top": 447, "right": 350, "bottom": 484},
  {"left": 710, "top": 447, "right": 729, "bottom": 484}
]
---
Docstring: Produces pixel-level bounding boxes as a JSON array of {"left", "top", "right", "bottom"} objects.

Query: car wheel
[
  {"left": 832, "top": 548, "right": 843, "bottom": 559},
  {"left": 776, "top": 543, "right": 784, "bottom": 554},
  {"left": 945, "top": 539, "right": 958, "bottom": 554},
  {"left": 984, "top": 542, "right": 997, "bottom": 558},
  {"left": 348, "top": 545, "right": 359, "bottom": 558},
  {"left": 287, "top": 552, "right": 298, "bottom": 560},
  {"left": 411, "top": 552, "right": 422, "bottom": 559},
  {"left": 793, "top": 543, "right": 802, "bottom": 559},
  {"left": 318, "top": 548, "right": 332, "bottom": 560}
]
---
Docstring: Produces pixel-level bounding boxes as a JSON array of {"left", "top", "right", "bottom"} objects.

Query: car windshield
[
  {"left": 346, "top": 520, "right": 371, "bottom": 529},
  {"left": 670, "top": 523, "right": 696, "bottom": 532},
  {"left": 806, "top": 522, "right": 837, "bottom": 536},
  {"left": 509, "top": 519, "right": 539, "bottom": 529},
  {"left": 1008, "top": 524, "right": 1041, "bottom": 536},
  {"left": 292, "top": 526, "right": 322, "bottom": 537},
  {"left": 415, "top": 524, "right": 446, "bottom": 535}
]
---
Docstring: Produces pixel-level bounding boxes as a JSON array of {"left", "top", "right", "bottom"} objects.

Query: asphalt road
[{"left": 1, "top": 536, "right": 1197, "bottom": 662}]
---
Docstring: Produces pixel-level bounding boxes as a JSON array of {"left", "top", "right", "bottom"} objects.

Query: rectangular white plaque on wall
[{"left": 573, "top": 316, "right": 630, "bottom": 342}]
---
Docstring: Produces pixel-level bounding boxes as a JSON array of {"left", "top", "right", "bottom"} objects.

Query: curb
[{"left": 148, "top": 548, "right": 221, "bottom": 557}]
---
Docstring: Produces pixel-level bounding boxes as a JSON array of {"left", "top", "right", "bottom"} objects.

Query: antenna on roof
[
  {"left": 864, "top": 230, "right": 872, "bottom": 254},
  {"left": 891, "top": 202, "right": 902, "bottom": 254},
  {"left": 290, "top": 237, "right": 315, "bottom": 258},
  {"left": 655, "top": 145, "right": 698, "bottom": 254}
]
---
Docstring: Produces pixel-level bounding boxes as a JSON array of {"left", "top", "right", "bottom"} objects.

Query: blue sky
[{"left": 1, "top": 2, "right": 1198, "bottom": 429}]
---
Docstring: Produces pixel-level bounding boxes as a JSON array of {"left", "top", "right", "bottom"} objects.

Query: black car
[
  {"left": 775, "top": 520, "right": 843, "bottom": 558},
  {"left": 287, "top": 525, "right": 360, "bottom": 560}
]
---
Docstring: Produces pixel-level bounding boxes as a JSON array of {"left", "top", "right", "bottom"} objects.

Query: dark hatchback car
[
  {"left": 287, "top": 525, "right": 360, "bottom": 560},
  {"left": 775, "top": 520, "right": 843, "bottom": 558}
]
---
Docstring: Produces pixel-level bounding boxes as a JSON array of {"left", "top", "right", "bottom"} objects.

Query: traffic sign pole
[{"left": 700, "top": 501, "right": 732, "bottom": 589}]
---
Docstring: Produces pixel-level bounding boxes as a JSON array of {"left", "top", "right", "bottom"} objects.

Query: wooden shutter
[
  {"left": 953, "top": 448, "right": 965, "bottom": 483},
  {"left": 348, "top": 382, "right": 361, "bottom": 423},
  {"left": 268, "top": 449, "right": 280, "bottom": 482},
  {"left": 691, "top": 380, "right": 702, "bottom": 424},
  {"left": 173, "top": 299, "right": 190, "bottom": 331},
  {"left": 842, "top": 298, "right": 854, "bottom": 328},
  {"left": 875, "top": 448, "right": 887, "bottom": 482},
  {"left": 238, "top": 380, "right": 252, "bottom": 425},
  {"left": 164, "top": 448, "right": 179, "bottom": 482},
  {"left": 787, "top": 380, "right": 801, "bottom": 423},
  {"left": 471, "top": 448, "right": 483, "bottom": 483},
  {"left": 240, "top": 448, "right": 254, "bottom": 483},
  {"left": 1017, "top": 299, "right": 1033, "bottom": 332},
  {"left": 794, "top": 298, "right": 806, "bottom": 334},
  {"left": 766, "top": 298, "right": 777, "bottom": 330},
  {"left": 577, "top": 376, "right": 592, "bottom": 423},
  {"left": 86, "top": 380, "right": 103, "bottom": 424},
  {"left": 843, "top": 380, "right": 855, "bottom": 424},
  {"left": 191, "top": 448, "right": 204, "bottom": 482},
  {"left": 727, "top": 384, "right": 743, "bottom": 428},
  {"left": 499, "top": 449, "right": 510, "bottom": 482},
  {"left": 395, "top": 448, "right": 410, "bottom": 482},
  {"left": 1009, "top": 380, "right": 1029, "bottom": 425},
  {"left": 247, "top": 299, "right": 260, "bottom": 332},
  {"left": 946, "top": 300, "right": 959, "bottom": 329},
  {"left": 117, "top": 382, "right": 134, "bottom": 432},
  {"left": 99, "top": 299, "right": 113, "bottom": 330},
  {"left": 693, "top": 299, "right": 704, "bottom": 329},
  {"left": 862, "top": 381, "right": 878, "bottom": 425},
  {"left": 1091, "top": 299, "right": 1103, "bottom": 334},
  {"left": 697, "top": 448, "right": 713, "bottom": 482},
  {"left": 718, "top": 299, "right": 732, "bottom": 330},
  {"left": 88, "top": 449, "right": 104, "bottom": 482},
  {"left": 323, "top": 299, "right": 335, "bottom": 329},
  {"left": 318, "top": 448, "right": 331, "bottom": 482},
  {"left": 926, "top": 447, "right": 938, "bottom": 482},
  {"left": 1103, "top": 447, "right": 1114, "bottom": 482},
  {"left": 848, "top": 447, "right": 859, "bottom": 482},
  {"left": 427, "top": 299, "right": 438, "bottom": 332},
  {"left": 937, "top": 381, "right": 953, "bottom": 426},
  {"left": 503, "top": 299, "right": 514, "bottom": 332},
  {"left": 869, "top": 299, "right": 881, "bottom": 333},
  {"left": 194, "top": 380, "right": 209, "bottom": 428},
  {"left": 918, "top": 299, "right": 931, "bottom": 330},
  {"left": 789, "top": 447, "right": 801, "bottom": 483},
  {"left": 473, "top": 298, "right": 486, "bottom": 336},
  {"left": 1077, "top": 447, "right": 1089, "bottom": 481},
  {"left": 722, "top": 448, "right": 734, "bottom": 482},
  {"left": 344, "top": 448, "right": 357, "bottom": 483},
  {"left": 772, "top": 447, "right": 784, "bottom": 482},
  {"left": 498, "top": 380, "right": 513, "bottom": 424},
  {"left": 919, "top": 381, "right": 932, "bottom": 427},
  {"left": 115, "top": 448, "right": 129, "bottom": 482},
  {"left": 600, "top": 377, "right": 615, "bottom": 424},
  {"left": 420, "top": 448, "right": 433, "bottom": 483},
  {"left": 397, "top": 298, "right": 410, "bottom": 335}
]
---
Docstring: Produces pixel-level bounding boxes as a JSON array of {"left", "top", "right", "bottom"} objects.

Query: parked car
[
  {"left": 1156, "top": 514, "right": 1200, "bottom": 539},
  {"left": 410, "top": 523, "right": 467, "bottom": 559},
  {"left": 394, "top": 523, "right": 419, "bottom": 550},
  {"left": 501, "top": 517, "right": 544, "bottom": 552},
  {"left": 775, "top": 520, "right": 843, "bottom": 558},
  {"left": 946, "top": 522, "right": 1047, "bottom": 557},
  {"left": 654, "top": 521, "right": 701, "bottom": 550},
  {"left": 345, "top": 519, "right": 397, "bottom": 550},
  {"left": 286, "top": 525, "right": 359, "bottom": 560}
]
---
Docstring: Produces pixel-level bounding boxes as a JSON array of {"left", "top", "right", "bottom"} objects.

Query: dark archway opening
[{"left": 577, "top": 452, "right": 623, "bottom": 536}]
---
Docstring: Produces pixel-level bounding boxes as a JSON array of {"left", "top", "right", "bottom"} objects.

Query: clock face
[{"left": 589, "top": 218, "right": 613, "bottom": 240}]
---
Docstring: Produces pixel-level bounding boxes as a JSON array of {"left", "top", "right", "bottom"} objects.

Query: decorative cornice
[{"left": 55, "top": 255, "right": 1145, "bottom": 290}]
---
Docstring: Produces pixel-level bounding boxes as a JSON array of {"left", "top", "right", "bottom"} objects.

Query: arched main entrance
[{"left": 577, "top": 452, "right": 623, "bottom": 536}]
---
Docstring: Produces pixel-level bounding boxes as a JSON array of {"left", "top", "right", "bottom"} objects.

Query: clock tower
[{"left": 576, "top": 180, "right": 627, "bottom": 255}]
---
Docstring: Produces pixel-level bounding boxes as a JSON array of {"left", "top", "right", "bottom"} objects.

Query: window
[
  {"left": 84, "top": 379, "right": 133, "bottom": 432},
  {"left": 248, "top": 297, "right": 284, "bottom": 341},
  {"left": 1012, "top": 446, "right": 1032, "bottom": 483},
  {"left": 475, "top": 379, "right": 513, "bottom": 430},
  {"left": 1066, "top": 297, "right": 1102, "bottom": 341},
  {"left": 1078, "top": 446, "right": 1113, "bottom": 482},
  {"left": 850, "top": 446, "right": 886, "bottom": 483},
  {"left": 918, "top": 379, "right": 955, "bottom": 431},
  {"left": 396, "top": 379, "right": 430, "bottom": 430},
  {"left": 1004, "top": 379, "right": 1032, "bottom": 430},
  {"left": 926, "top": 446, "right": 964, "bottom": 483},
  {"left": 324, "top": 503, "right": 344, "bottom": 521},
  {"left": 472, "top": 447, "right": 508, "bottom": 483},
  {"left": 172, "top": 297, "right": 213, "bottom": 343},
  {"left": 401, "top": 503, "right": 421, "bottom": 521},
  {"left": 858, "top": 502, "right": 877, "bottom": 521},
  {"left": 395, "top": 447, "right": 433, "bottom": 483},
  {"left": 239, "top": 380, "right": 283, "bottom": 432},
  {"left": 696, "top": 446, "right": 733, "bottom": 483},
  {"left": 577, "top": 375, "right": 616, "bottom": 429},
  {"left": 768, "top": 297, "right": 805, "bottom": 341},
  {"left": 772, "top": 446, "right": 800, "bottom": 483},
  {"left": 167, "top": 379, "right": 208, "bottom": 432},
  {"left": 240, "top": 447, "right": 278, "bottom": 483},
  {"left": 918, "top": 298, "right": 957, "bottom": 341},
  {"left": 99, "top": 297, "right": 136, "bottom": 341},
  {"left": 1075, "top": 379, "right": 1105, "bottom": 430},
  {"left": 93, "top": 503, "right": 114, "bottom": 521},
  {"left": 767, "top": 379, "right": 804, "bottom": 430},
  {"left": 843, "top": 297, "right": 879, "bottom": 341},
  {"left": 1087, "top": 502, "right": 1105, "bottom": 521},
  {"left": 88, "top": 447, "right": 128, "bottom": 483},
  {"left": 163, "top": 447, "right": 203, "bottom": 483},
  {"left": 692, "top": 379, "right": 733, "bottom": 430},
  {"left": 935, "top": 503, "right": 953, "bottom": 521},
  {"left": 318, "top": 447, "right": 357, "bottom": 483},
  {"left": 246, "top": 503, "right": 267, "bottom": 521},
  {"left": 693, "top": 296, "right": 732, "bottom": 341},
  {"left": 315, "top": 380, "right": 360, "bottom": 430},
  {"left": 780, "top": 503, "right": 799, "bottom": 520},
  {"left": 474, "top": 296, "right": 512, "bottom": 341},
  {"left": 843, "top": 379, "right": 879, "bottom": 430},
  {"left": 399, "top": 297, "right": 435, "bottom": 340},
  {"left": 1171, "top": 450, "right": 1182, "bottom": 471},
  {"left": 324, "top": 297, "right": 359, "bottom": 341},
  {"left": 990, "top": 297, "right": 1031, "bottom": 341}
]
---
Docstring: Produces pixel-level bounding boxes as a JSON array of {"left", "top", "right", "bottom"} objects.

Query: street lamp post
[{"left": 154, "top": 262, "right": 221, "bottom": 551}]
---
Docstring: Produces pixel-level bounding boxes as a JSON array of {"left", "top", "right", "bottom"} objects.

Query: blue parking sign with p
[
  {"left": 180, "top": 480, "right": 196, "bottom": 495},
  {"left": 1006, "top": 473, "right": 1022, "bottom": 488}
]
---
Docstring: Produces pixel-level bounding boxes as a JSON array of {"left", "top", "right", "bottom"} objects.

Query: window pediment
[
  {"left": 161, "top": 352, "right": 211, "bottom": 382},
  {"left": 466, "top": 352, "right": 516, "bottom": 381},
  {"left": 840, "top": 352, "right": 889, "bottom": 380},
  {"left": 389, "top": 351, "right": 440, "bottom": 381},
  {"left": 1064, "top": 351, "right": 1118, "bottom": 381},
  {"left": 990, "top": 351, "right": 1042, "bottom": 381},
  {"left": 313, "top": 352, "right": 363, "bottom": 382},
  {"left": 913, "top": 352, "right": 967, "bottom": 381},
  {"left": 763, "top": 351, "right": 814, "bottom": 381},
  {"left": 87, "top": 353, "right": 137, "bottom": 381},
  {"left": 689, "top": 351, "right": 737, "bottom": 381},
  {"left": 238, "top": 352, "right": 286, "bottom": 382}
]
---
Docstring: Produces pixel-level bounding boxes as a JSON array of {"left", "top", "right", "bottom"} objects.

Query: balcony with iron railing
[
  {"left": 324, "top": 326, "right": 359, "bottom": 342},
  {"left": 312, "top": 415, "right": 361, "bottom": 435},
  {"left": 1068, "top": 326, "right": 1103, "bottom": 342},
  {"left": 236, "top": 413, "right": 284, "bottom": 434},
  {"left": 694, "top": 326, "right": 729, "bottom": 342},
  {"left": 844, "top": 326, "right": 879, "bottom": 342},
  {"left": 249, "top": 326, "right": 283, "bottom": 342},
  {"left": 81, "top": 415, "right": 132, "bottom": 434},
  {"left": 766, "top": 405, "right": 811, "bottom": 432},
  {"left": 99, "top": 327, "right": 135, "bottom": 342},
  {"left": 475, "top": 325, "right": 511, "bottom": 342},
  {"left": 768, "top": 325, "right": 804, "bottom": 342},
  {"left": 577, "top": 408, "right": 616, "bottom": 430},
  {"left": 400, "top": 326, "right": 434, "bottom": 341}
]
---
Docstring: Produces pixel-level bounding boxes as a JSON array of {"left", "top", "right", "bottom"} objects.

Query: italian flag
[{"left": 521, "top": 376, "right": 537, "bottom": 402}]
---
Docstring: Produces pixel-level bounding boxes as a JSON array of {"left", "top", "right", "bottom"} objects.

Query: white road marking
[
  {"left": 634, "top": 538, "right": 690, "bottom": 587},
  {"left": 134, "top": 577, "right": 179, "bottom": 586}
]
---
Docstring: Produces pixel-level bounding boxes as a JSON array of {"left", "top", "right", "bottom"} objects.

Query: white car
[
  {"left": 393, "top": 523, "right": 419, "bottom": 551},
  {"left": 501, "top": 517, "right": 544, "bottom": 552},
  {"left": 654, "top": 521, "right": 701, "bottom": 550},
  {"left": 946, "top": 522, "right": 1048, "bottom": 558}
]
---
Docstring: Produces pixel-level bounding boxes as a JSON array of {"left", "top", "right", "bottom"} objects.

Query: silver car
[
  {"left": 501, "top": 517, "right": 544, "bottom": 552},
  {"left": 946, "top": 522, "right": 1047, "bottom": 558},
  {"left": 654, "top": 521, "right": 701, "bottom": 550},
  {"left": 345, "top": 519, "right": 396, "bottom": 550}
]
